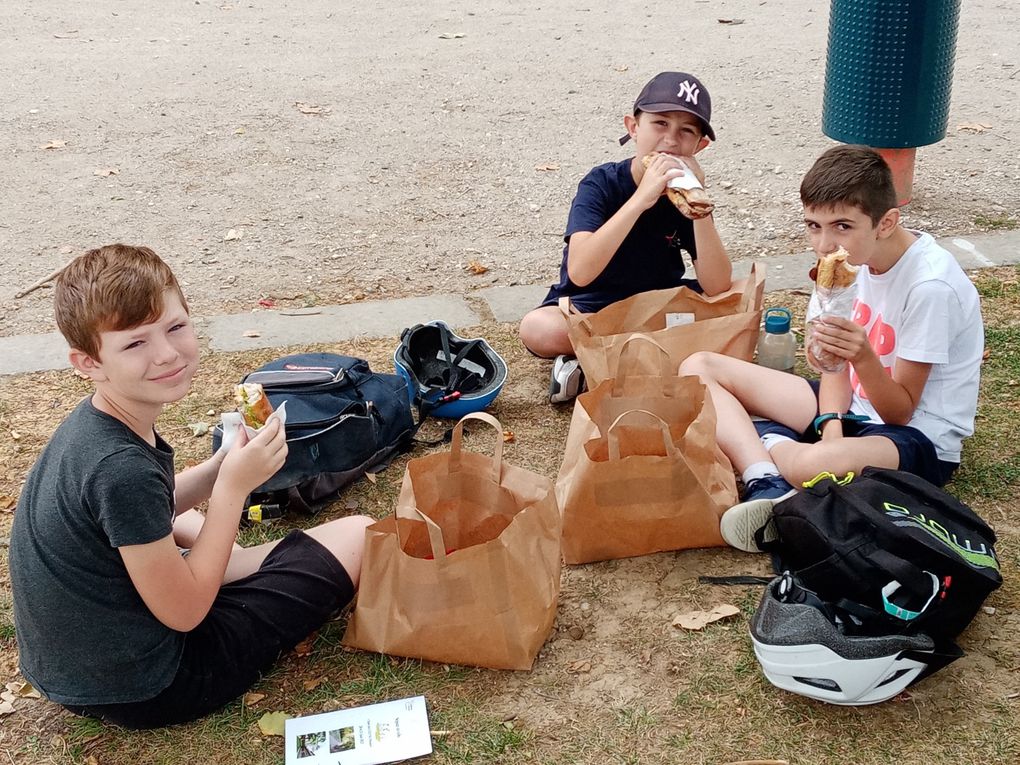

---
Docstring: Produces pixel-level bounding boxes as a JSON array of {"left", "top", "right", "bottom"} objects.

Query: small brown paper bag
[
  {"left": 556, "top": 339, "right": 737, "bottom": 563},
  {"left": 561, "top": 263, "right": 765, "bottom": 387},
  {"left": 342, "top": 412, "right": 562, "bottom": 670}
]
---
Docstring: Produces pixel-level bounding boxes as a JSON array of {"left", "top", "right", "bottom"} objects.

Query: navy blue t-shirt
[{"left": 541, "top": 158, "right": 699, "bottom": 312}]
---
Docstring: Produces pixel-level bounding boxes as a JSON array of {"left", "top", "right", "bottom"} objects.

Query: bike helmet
[
  {"left": 750, "top": 573, "right": 937, "bottom": 705},
  {"left": 394, "top": 320, "right": 508, "bottom": 419}
]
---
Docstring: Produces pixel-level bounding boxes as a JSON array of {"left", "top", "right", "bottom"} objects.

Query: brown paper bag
[
  {"left": 556, "top": 341, "right": 738, "bottom": 563},
  {"left": 341, "top": 412, "right": 562, "bottom": 670},
  {"left": 561, "top": 263, "right": 765, "bottom": 387}
]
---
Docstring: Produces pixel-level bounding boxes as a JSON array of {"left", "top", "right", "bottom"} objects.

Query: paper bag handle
[
  {"left": 449, "top": 411, "right": 504, "bottom": 483},
  {"left": 612, "top": 334, "right": 675, "bottom": 396},
  {"left": 558, "top": 296, "right": 594, "bottom": 335},
  {"left": 606, "top": 409, "right": 678, "bottom": 460},
  {"left": 393, "top": 503, "right": 451, "bottom": 563}
]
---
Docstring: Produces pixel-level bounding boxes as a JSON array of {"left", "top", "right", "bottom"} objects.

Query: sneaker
[
  {"left": 548, "top": 355, "right": 585, "bottom": 404},
  {"left": 719, "top": 474, "right": 797, "bottom": 553}
]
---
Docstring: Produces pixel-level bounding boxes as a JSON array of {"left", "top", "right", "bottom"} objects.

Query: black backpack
[
  {"left": 759, "top": 467, "right": 1002, "bottom": 644},
  {"left": 212, "top": 353, "right": 415, "bottom": 520}
]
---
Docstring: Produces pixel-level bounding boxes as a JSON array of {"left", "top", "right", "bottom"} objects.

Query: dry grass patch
[{"left": 1, "top": 271, "right": 1019, "bottom": 764}]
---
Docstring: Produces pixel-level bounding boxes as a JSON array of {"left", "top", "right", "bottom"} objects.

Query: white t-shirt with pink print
[{"left": 848, "top": 231, "right": 983, "bottom": 462}]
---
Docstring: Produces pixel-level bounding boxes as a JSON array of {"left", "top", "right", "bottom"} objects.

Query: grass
[
  {"left": 1, "top": 272, "right": 1019, "bottom": 764},
  {"left": 973, "top": 213, "right": 1020, "bottom": 231}
]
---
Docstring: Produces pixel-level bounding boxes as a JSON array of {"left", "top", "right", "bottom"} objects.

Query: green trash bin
[{"left": 822, "top": 0, "right": 961, "bottom": 149}]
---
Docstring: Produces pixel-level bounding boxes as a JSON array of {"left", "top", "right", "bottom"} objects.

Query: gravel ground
[{"left": 1, "top": 0, "right": 1017, "bottom": 337}]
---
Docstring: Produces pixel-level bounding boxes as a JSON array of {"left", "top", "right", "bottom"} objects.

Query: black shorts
[
  {"left": 64, "top": 530, "right": 355, "bottom": 729},
  {"left": 754, "top": 379, "right": 959, "bottom": 488}
]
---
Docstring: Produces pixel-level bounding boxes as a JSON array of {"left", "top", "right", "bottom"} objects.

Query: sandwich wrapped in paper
[
  {"left": 805, "top": 246, "right": 859, "bottom": 373},
  {"left": 218, "top": 383, "right": 288, "bottom": 451},
  {"left": 642, "top": 153, "right": 714, "bottom": 220}
]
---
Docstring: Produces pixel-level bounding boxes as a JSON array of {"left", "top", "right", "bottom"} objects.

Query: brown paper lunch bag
[
  {"left": 560, "top": 262, "right": 765, "bottom": 387},
  {"left": 341, "top": 412, "right": 562, "bottom": 671},
  {"left": 556, "top": 344, "right": 738, "bottom": 563}
]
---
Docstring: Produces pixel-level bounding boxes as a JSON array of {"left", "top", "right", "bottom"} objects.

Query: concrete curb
[{"left": 3, "top": 232, "right": 1017, "bottom": 377}]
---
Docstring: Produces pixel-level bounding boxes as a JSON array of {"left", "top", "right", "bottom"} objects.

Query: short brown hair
[
  {"left": 54, "top": 244, "right": 188, "bottom": 359},
  {"left": 800, "top": 145, "right": 898, "bottom": 225}
]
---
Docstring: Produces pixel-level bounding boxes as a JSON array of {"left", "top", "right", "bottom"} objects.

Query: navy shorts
[
  {"left": 538, "top": 278, "right": 703, "bottom": 315},
  {"left": 64, "top": 530, "right": 355, "bottom": 729},
  {"left": 754, "top": 379, "right": 958, "bottom": 488}
]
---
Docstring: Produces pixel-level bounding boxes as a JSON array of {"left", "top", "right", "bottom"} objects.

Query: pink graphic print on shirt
[{"left": 849, "top": 298, "right": 896, "bottom": 399}]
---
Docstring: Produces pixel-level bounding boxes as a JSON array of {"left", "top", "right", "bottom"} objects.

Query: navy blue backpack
[{"left": 212, "top": 353, "right": 415, "bottom": 519}]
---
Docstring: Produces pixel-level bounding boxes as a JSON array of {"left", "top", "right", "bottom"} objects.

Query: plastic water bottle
[{"left": 757, "top": 307, "right": 797, "bottom": 373}]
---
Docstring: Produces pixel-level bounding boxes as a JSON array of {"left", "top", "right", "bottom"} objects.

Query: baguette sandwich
[
  {"left": 641, "top": 153, "right": 715, "bottom": 220},
  {"left": 234, "top": 382, "right": 274, "bottom": 429},
  {"left": 810, "top": 246, "right": 858, "bottom": 290}
]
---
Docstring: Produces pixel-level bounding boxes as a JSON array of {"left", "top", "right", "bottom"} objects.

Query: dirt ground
[{"left": 2, "top": 0, "right": 1018, "bottom": 338}]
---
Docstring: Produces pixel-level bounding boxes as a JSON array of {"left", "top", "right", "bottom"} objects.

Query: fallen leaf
[
  {"left": 534, "top": 163, "right": 560, "bottom": 172},
  {"left": 0, "top": 691, "right": 15, "bottom": 704},
  {"left": 344, "top": 498, "right": 360, "bottom": 511},
  {"left": 672, "top": 603, "right": 741, "bottom": 630},
  {"left": 0, "top": 496, "right": 16, "bottom": 512},
  {"left": 566, "top": 659, "right": 592, "bottom": 674},
  {"left": 243, "top": 692, "right": 266, "bottom": 706},
  {"left": 718, "top": 17, "right": 746, "bottom": 24},
  {"left": 957, "top": 122, "right": 993, "bottom": 133},
  {"left": 188, "top": 422, "right": 210, "bottom": 437},
  {"left": 365, "top": 472, "right": 378, "bottom": 484},
  {"left": 293, "top": 634, "right": 317, "bottom": 657},
  {"left": 0, "top": 700, "right": 14, "bottom": 716},
  {"left": 10, "top": 431, "right": 21, "bottom": 440},
  {"left": 257, "top": 710, "right": 292, "bottom": 736},
  {"left": 502, "top": 430, "right": 516, "bottom": 443},
  {"left": 982, "top": 349, "right": 991, "bottom": 360},
  {"left": 93, "top": 168, "right": 119, "bottom": 177},
  {"left": 302, "top": 676, "right": 325, "bottom": 691},
  {"left": 8, "top": 681, "right": 42, "bottom": 700},
  {"left": 438, "top": 32, "right": 465, "bottom": 39},
  {"left": 466, "top": 259, "right": 489, "bottom": 275},
  {"left": 294, "top": 101, "right": 330, "bottom": 115},
  {"left": 206, "top": 409, "right": 216, "bottom": 416},
  {"left": 223, "top": 228, "right": 242, "bottom": 241},
  {"left": 233, "top": 127, "right": 246, "bottom": 135},
  {"left": 242, "top": 330, "right": 261, "bottom": 338},
  {"left": 40, "top": 140, "right": 67, "bottom": 150},
  {"left": 257, "top": 298, "right": 276, "bottom": 308}
]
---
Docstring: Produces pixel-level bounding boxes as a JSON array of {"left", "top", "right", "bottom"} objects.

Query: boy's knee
[
  {"left": 519, "top": 309, "right": 570, "bottom": 358},
  {"left": 678, "top": 351, "right": 719, "bottom": 378}
]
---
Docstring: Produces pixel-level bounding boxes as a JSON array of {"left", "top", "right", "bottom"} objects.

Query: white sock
[
  {"left": 760, "top": 432, "right": 795, "bottom": 453},
  {"left": 742, "top": 461, "right": 781, "bottom": 484}
]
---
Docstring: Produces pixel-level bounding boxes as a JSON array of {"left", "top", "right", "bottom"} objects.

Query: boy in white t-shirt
[{"left": 680, "top": 145, "right": 984, "bottom": 552}]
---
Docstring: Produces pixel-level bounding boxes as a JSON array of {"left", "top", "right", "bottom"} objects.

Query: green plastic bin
[{"left": 822, "top": 0, "right": 961, "bottom": 149}]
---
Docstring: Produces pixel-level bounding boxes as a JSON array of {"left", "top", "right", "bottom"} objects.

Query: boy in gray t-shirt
[{"left": 10, "top": 244, "right": 373, "bottom": 728}]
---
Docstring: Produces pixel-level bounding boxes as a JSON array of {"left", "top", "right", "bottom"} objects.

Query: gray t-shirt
[{"left": 10, "top": 398, "right": 184, "bottom": 705}]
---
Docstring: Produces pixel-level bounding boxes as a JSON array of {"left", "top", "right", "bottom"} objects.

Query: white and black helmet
[{"left": 750, "top": 573, "right": 939, "bottom": 705}]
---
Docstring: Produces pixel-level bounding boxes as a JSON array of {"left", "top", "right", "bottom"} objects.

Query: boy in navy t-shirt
[{"left": 519, "top": 71, "right": 733, "bottom": 402}]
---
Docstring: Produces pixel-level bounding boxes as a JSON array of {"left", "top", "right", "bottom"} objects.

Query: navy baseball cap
[{"left": 619, "top": 71, "right": 715, "bottom": 144}]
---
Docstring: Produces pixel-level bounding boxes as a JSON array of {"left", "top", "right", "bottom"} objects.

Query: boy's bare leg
[
  {"left": 769, "top": 435, "right": 899, "bottom": 487},
  {"left": 679, "top": 352, "right": 818, "bottom": 474},
  {"left": 222, "top": 515, "right": 373, "bottom": 585},
  {"left": 519, "top": 305, "right": 574, "bottom": 358}
]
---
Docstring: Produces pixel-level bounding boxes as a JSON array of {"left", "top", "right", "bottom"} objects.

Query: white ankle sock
[
  {"left": 742, "top": 461, "right": 781, "bottom": 484},
  {"left": 760, "top": 432, "right": 795, "bottom": 453}
]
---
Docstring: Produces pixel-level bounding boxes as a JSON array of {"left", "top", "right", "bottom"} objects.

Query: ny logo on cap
[{"left": 676, "top": 79, "right": 700, "bottom": 105}]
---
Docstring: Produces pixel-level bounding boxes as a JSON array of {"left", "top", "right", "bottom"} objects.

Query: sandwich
[
  {"left": 641, "top": 153, "right": 715, "bottom": 220},
  {"left": 234, "top": 382, "right": 274, "bottom": 429},
  {"left": 810, "top": 246, "right": 858, "bottom": 290}
]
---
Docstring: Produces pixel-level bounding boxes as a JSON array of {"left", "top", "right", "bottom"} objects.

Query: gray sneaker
[
  {"left": 719, "top": 474, "right": 796, "bottom": 553},
  {"left": 548, "top": 355, "right": 585, "bottom": 404}
]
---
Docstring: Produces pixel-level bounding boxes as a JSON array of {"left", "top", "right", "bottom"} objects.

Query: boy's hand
[
  {"left": 216, "top": 417, "right": 288, "bottom": 497},
  {"left": 634, "top": 153, "right": 684, "bottom": 210},
  {"left": 811, "top": 316, "right": 872, "bottom": 365}
]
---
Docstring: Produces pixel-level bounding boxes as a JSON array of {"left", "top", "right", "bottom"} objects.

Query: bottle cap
[{"left": 764, "top": 307, "right": 792, "bottom": 334}]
